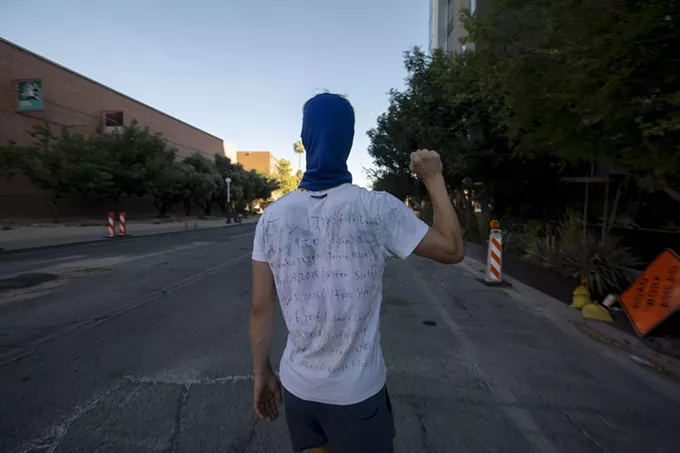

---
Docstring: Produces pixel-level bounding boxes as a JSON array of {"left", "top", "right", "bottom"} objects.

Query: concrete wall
[
  {"left": 429, "top": 0, "right": 448, "bottom": 52},
  {"left": 0, "top": 38, "right": 230, "bottom": 219}
]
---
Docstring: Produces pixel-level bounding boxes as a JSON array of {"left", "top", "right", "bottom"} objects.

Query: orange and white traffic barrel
[
  {"left": 118, "top": 212, "right": 126, "bottom": 236},
  {"left": 108, "top": 212, "right": 116, "bottom": 238},
  {"left": 485, "top": 221, "right": 503, "bottom": 284}
]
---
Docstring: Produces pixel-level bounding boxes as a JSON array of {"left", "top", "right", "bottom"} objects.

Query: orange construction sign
[{"left": 620, "top": 249, "right": 680, "bottom": 337}]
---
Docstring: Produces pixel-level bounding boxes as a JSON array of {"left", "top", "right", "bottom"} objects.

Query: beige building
[
  {"left": 429, "top": 0, "right": 488, "bottom": 54},
  {"left": 236, "top": 151, "right": 279, "bottom": 176}
]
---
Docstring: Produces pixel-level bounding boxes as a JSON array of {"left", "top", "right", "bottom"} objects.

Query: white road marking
[
  {"left": 126, "top": 375, "right": 254, "bottom": 385},
  {"left": 229, "top": 232, "right": 254, "bottom": 240}
]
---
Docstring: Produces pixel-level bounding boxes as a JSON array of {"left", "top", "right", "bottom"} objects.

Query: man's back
[
  {"left": 252, "top": 183, "right": 429, "bottom": 405},
  {"left": 249, "top": 92, "right": 463, "bottom": 452}
]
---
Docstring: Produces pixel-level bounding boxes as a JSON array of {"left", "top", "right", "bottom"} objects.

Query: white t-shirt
[{"left": 252, "top": 184, "right": 429, "bottom": 405}]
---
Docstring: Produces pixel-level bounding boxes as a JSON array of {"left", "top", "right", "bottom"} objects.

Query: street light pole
[{"left": 225, "top": 177, "right": 232, "bottom": 224}]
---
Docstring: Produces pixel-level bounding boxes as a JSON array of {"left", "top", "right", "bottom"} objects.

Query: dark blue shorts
[{"left": 283, "top": 385, "right": 396, "bottom": 453}]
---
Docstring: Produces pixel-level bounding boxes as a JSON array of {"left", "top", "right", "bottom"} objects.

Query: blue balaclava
[{"left": 298, "top": 93, "right": 354, "bottom": 191}]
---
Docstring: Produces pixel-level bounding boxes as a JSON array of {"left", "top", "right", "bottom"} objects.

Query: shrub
[{"left": 522, "top": 210, "right": 640, "bottom": 297}]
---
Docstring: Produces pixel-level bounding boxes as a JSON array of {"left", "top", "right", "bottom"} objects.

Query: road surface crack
[
  {"left": 427, "top": 272, "right": 476, "bottom": 319},
  {"left": 168, "top": 384, "right": 190, "bottom": 453},
  {"left": 12, "top": 381, "right": 124, "bottom": 453},
  {"left": 561, "top": 410, "right": 610, "bottom": 453},
  {"left": 416, "top": 411, "right": 435, "bottom": 453},
  {"left": 227, "top": 422, "right": 256, "bottom": 453}
]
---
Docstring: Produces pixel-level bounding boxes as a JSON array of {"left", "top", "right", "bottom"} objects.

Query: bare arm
[
  {"left": 250, "top": 259, "right": 281, "bottom": 421},
  {"left": 250, "top": 260, "right": 276, "bottom": 376},
  {"left": 411, "top": 150, "right": 465, "bottom": 264}
]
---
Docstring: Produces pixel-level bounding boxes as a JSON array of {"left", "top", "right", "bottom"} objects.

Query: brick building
[
  {"left": 236, "top": 151, "right": 279, "bottom": 176},
  {"left": 0, "top": 38, "right": 237, "bottom": 219}
]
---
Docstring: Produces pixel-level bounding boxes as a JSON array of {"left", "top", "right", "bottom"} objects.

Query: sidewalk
[
  {"left": 462, "top": 255, "right": 680, "bottom": 382},
  {"left": 0, "top": 216, "right": 259, "bottom": 252}
]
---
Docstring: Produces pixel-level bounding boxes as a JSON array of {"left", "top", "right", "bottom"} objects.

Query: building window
[
  {"left": 471, "top": 0, "right": 476, "bottom": 14},
  {"left": 461, "top": 43, "right": 467, "bottom": 52},
  {"left": 447, "top": 0, "right": 455, "bottom": 24},
  {"left": 447, "top": 31, "right": 455, "bottom": 53},
  {"left": 102, "top": 111, "right": 124, "bottom": 133}
]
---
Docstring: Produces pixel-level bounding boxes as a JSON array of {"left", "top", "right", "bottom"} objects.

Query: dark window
[{"left": 103, "top": 111, "right": 124, "bottom": 127}]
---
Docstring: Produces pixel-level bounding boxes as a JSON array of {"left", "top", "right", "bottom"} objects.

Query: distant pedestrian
[{"left": 249, "top": 93, "right": 464, "bottom": 453}]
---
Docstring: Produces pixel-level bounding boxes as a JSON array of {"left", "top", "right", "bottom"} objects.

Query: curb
[
  {"left": 574, "top": 321, "right": 680, "bottom": 382},
  {"left": 0, "top": 221, "right": 256, "bottom": 255},
  {"left": 461, "top": 255, "right": 680, "bottom": 382}
]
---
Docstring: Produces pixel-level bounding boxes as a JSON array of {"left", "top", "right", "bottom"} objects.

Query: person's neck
[{"left": 299, "top": 183, "right": 348, "bottom": 192}]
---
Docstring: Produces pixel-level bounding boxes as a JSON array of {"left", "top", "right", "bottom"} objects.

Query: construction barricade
[
  {"left": 118, "top": 212, "right": 126, "bottom": 236},
  {"left": 484, "top": 220, "right": 503, "bottom": 285},
  {"left": 107, "top": 212, "right": 115, "bottom": 238}
]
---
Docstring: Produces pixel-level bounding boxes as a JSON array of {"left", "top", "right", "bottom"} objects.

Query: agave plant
[
  {"left": 522, "top": 210, "right": 641, "bottom": 296},
  {"left": 521, "top": 229, "right": 560, "bottom": 271},
  {"left": 554, "top": 235, "right": 641, "bottom": 297}
]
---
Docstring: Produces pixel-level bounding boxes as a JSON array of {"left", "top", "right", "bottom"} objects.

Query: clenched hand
[{"left": 409, "top": 149, "right": 443, "bottom": 183}]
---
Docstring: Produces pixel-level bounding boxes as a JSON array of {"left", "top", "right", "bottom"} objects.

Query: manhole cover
[
  {"left": 0, "top": 273, "right": 58, "bottom": 291},
  {"left": 422, "top": 320, "right": 437, "bottom": 327}
]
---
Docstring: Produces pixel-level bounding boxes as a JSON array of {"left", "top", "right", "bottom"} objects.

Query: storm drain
[{"left": 422, "top": 320, "right": 438, "bottom": 327}]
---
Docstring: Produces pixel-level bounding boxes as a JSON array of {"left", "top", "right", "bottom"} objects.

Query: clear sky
[{"left": 0, "top": 0, "right": 429, "bottom": 187}]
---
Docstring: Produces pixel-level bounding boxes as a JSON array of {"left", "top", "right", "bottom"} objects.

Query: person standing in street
[{"left": 250, "top": 93, "right": 464, "bottom": 453}]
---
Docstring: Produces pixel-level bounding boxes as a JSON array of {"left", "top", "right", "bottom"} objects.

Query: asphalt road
[{"left": 1, "top": 224, "right": 680, "bottom": 452}]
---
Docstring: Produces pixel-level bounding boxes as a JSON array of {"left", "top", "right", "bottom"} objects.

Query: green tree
[
  {"left": 214, "top": 154, "right": 244, "bottom": 213},
  {"left": 368, "top": 169, "right": 413, "bottom": 203},
  {"left": 467, "top": 0, "right": 680, "bottom": 202},
  {"left": 293, "top": 140, "right": 305, "bottom": 172},
  {"left": 93, "top": 120, "right": 174, "bottom": 205},
  {"left": 368, "top": 49, "right": 508, "bottom": 223},
  {"left": 183, "top": 152, "right": 221, "bottom": 215},
  {"left": 213, "top": 154, "right": 278, "bottom": 215},
  {"left": 368, "top": 48, "right": 572, "bottom": 228},
  {"left": 273, "top": 159, "right": 299, "bottom": 195},
  {"left": 0, "top": 141, "right": 23, "bottom": 178},
  {"left": 254, "top": 170, "right": 280, "bottom": 200},
  {"left": 17, "top": 124, "right": 112, "bottom": 221},
  {"left": 148, "top": 158, "right": 188, "bottom": 217},
  {"left": 238, "top": 169, "right": 279, "bottom": 214}
]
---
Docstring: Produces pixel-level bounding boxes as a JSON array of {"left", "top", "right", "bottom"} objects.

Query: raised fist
[{"left": 409, "top": 149, "right": 443, "bottom": 182}]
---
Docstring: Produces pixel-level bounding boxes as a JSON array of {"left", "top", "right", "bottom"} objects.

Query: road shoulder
[{"left": 461, "top": 255, "right": 680, "bottom": 384}]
